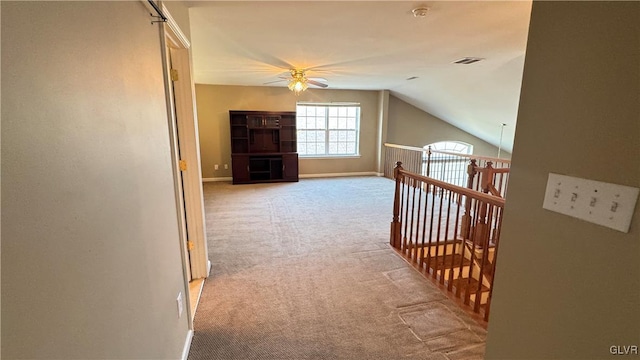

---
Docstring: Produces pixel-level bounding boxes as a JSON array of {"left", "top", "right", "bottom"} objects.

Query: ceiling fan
[{"left": 264, "top": 69, "right": 328, "bottom": 95}]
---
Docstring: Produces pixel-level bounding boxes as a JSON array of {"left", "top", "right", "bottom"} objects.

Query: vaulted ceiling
[{"left": 187, "top": 1, "right": 532, "bottom": 153}]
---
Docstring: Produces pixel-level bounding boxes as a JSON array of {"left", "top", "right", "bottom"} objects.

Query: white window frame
[
  {"left": 422, "top": 141, "right": 473, "bottom": 188},
  {"left": 296, "top": 103, "right": 361, "bottom": 158},
  {"left": 426, "top": 141, "right": 473, "bottom": 154}
]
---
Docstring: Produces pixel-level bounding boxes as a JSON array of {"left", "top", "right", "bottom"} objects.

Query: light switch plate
[{"left": 542, "top": 173, "right": 639, "bottom": 233}]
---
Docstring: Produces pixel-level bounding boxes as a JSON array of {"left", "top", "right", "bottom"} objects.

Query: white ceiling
[{"left": 187, "top": 1, "right": 532, "bottom": 153}]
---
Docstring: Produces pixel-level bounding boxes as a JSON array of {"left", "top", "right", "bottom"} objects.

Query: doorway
[{"left": 160, "top": 7, "right": 209, "bottom": 326}]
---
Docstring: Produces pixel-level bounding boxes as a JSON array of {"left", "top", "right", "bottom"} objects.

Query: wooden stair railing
[
  {"left": 384, "top": 143, "right": 511, "bottom": 198},
  {"left": 390, "top": 161, "right": 505, "bottom": 322}
]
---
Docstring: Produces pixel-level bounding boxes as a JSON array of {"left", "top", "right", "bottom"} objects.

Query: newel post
[
  {"left": 390, "top": 161, "right": 404, "bottom": 249},
  {"left": 481, "top": 161, "right": 494, "bottom": 194},
  {"left": 461, "top": 159, "right": 477, "bottom": 239},
  {"left": 466, "top": 159, "right": 478, "bottom": 190},
  {"left": 425, "top": 146, "right": 432, "bottom": 178}
]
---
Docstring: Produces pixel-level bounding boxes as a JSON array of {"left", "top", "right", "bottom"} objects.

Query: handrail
[
  {"left": 384, "top": 142, "right": 425, "bottom": 152},
  {"left": 383, "top": 143, "right": 510, "bottom": 199},
  {"left": 428, "top": 149, "right": 511, "bottom": 165},
  {"left": 384, "top": 143, "right": 511, "bottom": 165},
  {"left": 390, "top": 161, "right": 505, "bottom": 322},
  {"left": 397, "top": 168, "right": 505, "bottom": 207}
]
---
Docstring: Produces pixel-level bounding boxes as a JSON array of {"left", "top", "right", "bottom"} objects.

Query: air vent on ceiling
[{"left": 453, "top": 57, "right": 484, "bottom": 65}]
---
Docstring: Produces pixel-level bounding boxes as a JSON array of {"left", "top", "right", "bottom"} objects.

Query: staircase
[
  {"left": 406, "top": 238, "right": 494, "bottom": 313},
  {"left": 390, "top": 161, "right": 506, "bottom": 322}
]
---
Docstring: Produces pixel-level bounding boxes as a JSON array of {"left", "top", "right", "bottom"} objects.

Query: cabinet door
[
  {"left": 247, "top": 115, "right": 264, "bottom": 128},
  {"left": 282, "top": 153, "right": 299, "bottom": 182},
  {"left": 231, "top": 154, "right": 250, "bottom": 184},
  {"left": 249, "top": 129, "right": 279, "bottom": 153}
]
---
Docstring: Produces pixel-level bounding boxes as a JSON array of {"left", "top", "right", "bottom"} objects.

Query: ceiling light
[
  {"left": 412, "top": 7, "right": 429, "bottom": 18},
  {"left": 287, "top": 69, "right": 308, "bottom": 95}
]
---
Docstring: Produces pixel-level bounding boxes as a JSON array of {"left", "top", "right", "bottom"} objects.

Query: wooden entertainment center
[{"left": 229, "top": 110, "right": 299, "bottom": 184}]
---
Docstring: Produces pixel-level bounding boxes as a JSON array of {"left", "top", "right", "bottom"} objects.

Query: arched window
[
  {"left": 425, "top": 141, "right": 473, "bottom": 154},
  {"left": 422, "top": 141, "right": 473, "bottom": 187}
]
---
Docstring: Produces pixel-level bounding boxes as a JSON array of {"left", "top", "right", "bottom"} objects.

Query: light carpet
[{"left": 188, "top": 177, "right": 486, "bottom": 360}]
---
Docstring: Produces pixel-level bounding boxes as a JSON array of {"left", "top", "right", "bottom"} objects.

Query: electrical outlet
[
  {"left": 224, "top": 164, "right": 228, "bottom": 169},
  {"left": 542, "top": 173, "right": 639, "bottom": 233},
  {"left": 214, "top": 164, "right": 219, "bottom": 170},
  {"left": 176, "top": 292, "right": 183, "bottom": 318}
]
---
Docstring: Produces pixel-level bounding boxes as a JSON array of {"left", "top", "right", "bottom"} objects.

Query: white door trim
[
  {"left": 158, "top": 2, "right": 209, "bottom": 334},
  {"left": 168, "top": 46, "right": 209, "bottom": 280},
  {"left": 160, "top": 3, "right": 209, "bottom": 280}
]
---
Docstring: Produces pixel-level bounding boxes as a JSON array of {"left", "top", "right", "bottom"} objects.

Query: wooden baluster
[
  {"left": 496, "top": 172, "right": 504, "bottom": 197},
  {"left": 504, "top": 163, "right": 510, "bottom": 197},
  {"left": 413, "top": 179, "right": 424, "bottom": 263},
  {"left": 463, "top": 197, "right": 482, "bottom": 306},
  {"left": 425, "top": 183, "right": 437, "bottom": 274},
  {"left": 449, "top": 192, "right": 462, "bottom": 293},
  {"left": 484, "top": 206, "right": 503, "bottom": 321},
  {"left": 456, "top": 194, "right": 469, "bottom": 299},
  {"left": 434, "top": 187, "right": 445, "bottom": 281},
  {"left": 474, "top": 202, "right": 492, "bottom": 313},
  {"left": 390, "top": 162, "right": 403, "bottom": 249},
  {"left": 408, "top": 178, "right": 418, "bottom": 261},
  {"left": 402, "top": 176, "right": 412, "bottom": 255},
  {"left": 441, "top": 189, "right": 453, "bottom": 286},
  {"left": 419, "top": 183, "right": 430, "bottom": 268}
]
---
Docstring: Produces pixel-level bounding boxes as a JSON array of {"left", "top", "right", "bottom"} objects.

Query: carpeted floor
[{"left": 188, "top": 177, "right": 486, "bottom": 360}]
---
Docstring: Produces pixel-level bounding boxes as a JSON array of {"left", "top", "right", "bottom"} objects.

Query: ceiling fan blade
[
  {"left": 307, "top": 79, "right": 329, "bottom": 88},
  {"left": 263, "top": 79, "right": 286, "bottom": 85},
  {"left": 308, "top": 77, "right": 328, "bottom": 82}
]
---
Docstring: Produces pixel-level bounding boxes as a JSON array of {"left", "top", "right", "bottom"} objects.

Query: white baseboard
[
  {"left": 204, "top": 173, "right": 383, "bottom": 182},
  {"left": 207, "top": 260, "right": 212, "bottom": 276},
  {"left": 299, "top": 171, "right": 379, "bottom": 179},
  {"left": 202, "top": 177, "right": 232, "bottom": 182},
  {"left": 181, "top": 329, "right": 194, "bottom": 360}
]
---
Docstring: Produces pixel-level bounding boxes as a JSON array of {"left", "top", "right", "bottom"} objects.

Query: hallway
[{"left": 188, "top": 177, "right": 486, "bottom": 359}]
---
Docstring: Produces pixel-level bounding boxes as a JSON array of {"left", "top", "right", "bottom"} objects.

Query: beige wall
[
  {"left": 387, "top": 95, "right": 509, "bottom": 158},
  {"left": 486, "top": 2, "right": 639, "bottom": 359},
  {"left": 196, "top": 85, "right": 507, "bottom": 179},
  {"left": 163, "top": 1, "right": 191, "bottom": 40},
  {"left": 1, "top": 2, "right": 189, "bottom": 359},
  {"left": 195, "top": 85, "right": 380, "bottom": 178}
]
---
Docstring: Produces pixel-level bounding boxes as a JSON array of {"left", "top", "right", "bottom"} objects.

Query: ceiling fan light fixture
[
  {"left": 288, "top": 69, "right": 309, "bottom": 95},
  {"left": 288, "top": 79, "right": 308, "bottom": 94}
]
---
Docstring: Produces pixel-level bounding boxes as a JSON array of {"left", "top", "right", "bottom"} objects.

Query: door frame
[{"left": 158, "top": 3, "right": 210, "bottom": 328}]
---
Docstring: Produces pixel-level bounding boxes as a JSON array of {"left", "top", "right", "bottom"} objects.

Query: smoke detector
[{"left": 412, "top": 7, "right": 429, "bottom": 18}]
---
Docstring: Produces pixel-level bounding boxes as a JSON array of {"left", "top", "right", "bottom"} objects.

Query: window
[
  {"left": 296, "top": 103, "right": 360, "bottom": 157},
  {"left": 427, "top": 141, "right": 473, "bottom": 154},
  {"left": 423, "top": 141, "right": 473, "bottom": 187}
]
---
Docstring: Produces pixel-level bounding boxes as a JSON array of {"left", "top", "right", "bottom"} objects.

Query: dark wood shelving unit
[{"left": 229, "top": 110, "right": 298, "bottom": 184}]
